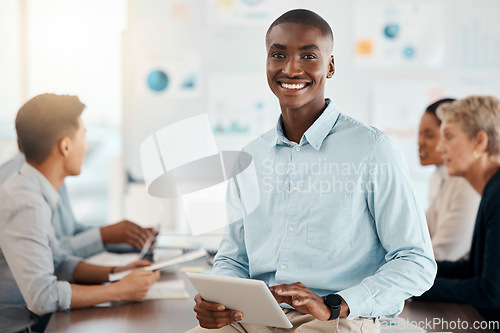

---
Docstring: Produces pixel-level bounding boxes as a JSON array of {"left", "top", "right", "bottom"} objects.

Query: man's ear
[
  {"left": 327, "top": 55, "right": 335, "bottom": 78},
  {"left": 58, "top": 136, "right": 71, "bottom": 157}
]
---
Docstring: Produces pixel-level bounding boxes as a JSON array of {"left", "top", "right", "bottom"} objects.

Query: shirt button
[
  {"left": 295, "top": 146, "right": 300, "bottom": 151},
  {"left": 293, "top": 186, "right": 298, "bottom": 192},
  {"left": 289, "top": 227, "right": 295, "bottom": 232},
  {"left": 281, "top": 265, "right": 287, "bottom": 270}
]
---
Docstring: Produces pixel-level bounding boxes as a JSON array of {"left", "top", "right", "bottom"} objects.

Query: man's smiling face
[{"left": 266, "top": 22, "right": 334, "bottom": 111}]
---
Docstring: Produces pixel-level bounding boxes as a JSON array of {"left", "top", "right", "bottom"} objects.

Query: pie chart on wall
[{"left": 147, "top": 70, "right": 169, "bottom": 92}]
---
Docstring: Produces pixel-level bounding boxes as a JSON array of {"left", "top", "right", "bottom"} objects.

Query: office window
[{"left": 26, "top": 0, "right": 127, "bottom": 224}]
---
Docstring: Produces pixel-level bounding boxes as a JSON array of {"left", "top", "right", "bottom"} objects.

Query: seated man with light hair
[
  {"left": 0, "top": 93, "right": 159, "bottom": 333},
  {"left": 0, "top": 152, "right": 156, "bottom": 258}
]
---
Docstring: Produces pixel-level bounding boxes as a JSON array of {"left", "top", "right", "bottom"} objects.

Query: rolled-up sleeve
[{"left": 0, "top": 200, "right": 81, "bottom": 315}]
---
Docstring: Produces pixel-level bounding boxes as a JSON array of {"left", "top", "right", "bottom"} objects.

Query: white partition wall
[{"left": 0, "top": 0, "right": 22, "bottom": 165}]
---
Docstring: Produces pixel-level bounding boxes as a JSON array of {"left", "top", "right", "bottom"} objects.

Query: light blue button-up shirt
[
  {"left": 0, "top": 163, "right": 81, "bottom": 319},
  {"left": 212, "top": 99, "right": 437, "bottom": 319},
  {"left": 0, "top": 154, "right": 105, "bottom": 258}
]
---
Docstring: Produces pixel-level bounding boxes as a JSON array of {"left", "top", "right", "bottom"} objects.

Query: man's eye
[
  {"left": 303, "top": 54, "right": 316, "bottom": 59},
  {"left": 271, "top": 53, "right": 285, "bottom": 59}
]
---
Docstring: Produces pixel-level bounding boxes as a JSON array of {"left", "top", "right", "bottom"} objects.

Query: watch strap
[{"left": 323, "top": 294, "right": 341, "bottom": 320}]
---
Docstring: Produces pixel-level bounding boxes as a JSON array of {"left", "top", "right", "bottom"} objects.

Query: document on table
[
  {"left": 146, "top": 279, "right": 189, "bottom": 300},
  {"left": 144, "top": 249, "right": 207, "bottom": 271},
  {"left": 109, "top": 249, "right": 208, "bottom": 281},
  {"left": 95, "top": 279, "right": 189, "bottom": 306},
  {"left": 85, "top": 251, "right": 140, "bottom": 266}
]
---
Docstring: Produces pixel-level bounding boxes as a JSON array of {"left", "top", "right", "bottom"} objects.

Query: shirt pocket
[{"left": 305, "top": 194, "right": 351, "bottom": 253}]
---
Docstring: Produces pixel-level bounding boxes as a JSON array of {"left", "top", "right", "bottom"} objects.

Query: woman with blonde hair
[
  {"left": 417, "top": 95, "right": 500, "bottom": 326},
  {"left": 418, "top": 98, "right": 480, "bottom": 261}
]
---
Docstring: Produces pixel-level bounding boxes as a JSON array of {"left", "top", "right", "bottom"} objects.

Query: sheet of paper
[
  {"left": 85, "top": 251, "right": 140, "bottom": 267},
  {"left": 109, "top": 249, "right": 208, "bottom": 281},
  {"left": 94, "top": 279, "right": 189, "bottom": 306},
  {"left": 153, "top": 248, "right": 184, "bottom": 262},
  {"left": 146, "top": 279, "right": 189, "bottom": 300},
  {"left": 144, "top": 249, "right": 207, "bottom": 272}
]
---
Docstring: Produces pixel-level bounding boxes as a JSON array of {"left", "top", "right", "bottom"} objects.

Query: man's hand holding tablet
[
  {"left": 187, "top": 273, "right": 293, "bottom": 329},
  {"left": 269, "top": 282, "right": 349, "bottom": 320},
  {"left": 193, "top": 293, "right": 243, "bottom": 329}
]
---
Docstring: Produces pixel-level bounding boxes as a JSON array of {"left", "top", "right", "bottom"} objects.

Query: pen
[
  {"left": 138, "top": 221, "right": 161, "bottom": 260},
  {"left": 138, "top": 234, "right": 154, "bottom": 260}
]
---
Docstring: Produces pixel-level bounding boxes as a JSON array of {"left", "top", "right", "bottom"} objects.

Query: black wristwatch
[{"left": 323, "top": 294, "right": 342, "bottom": 320}]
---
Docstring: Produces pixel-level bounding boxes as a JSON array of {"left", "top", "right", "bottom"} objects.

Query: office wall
[
  {"left": 123, "top": 0, "right": 500, "bottom": 210},
  {"left": 0, "top": 0, "right": 22, "bottom": 163},
  {"left": 1, "top": 0, "right": 499, "bottom": 226},
  {"left": 0, "top": 0, "right": 128, "bottom": 224}
]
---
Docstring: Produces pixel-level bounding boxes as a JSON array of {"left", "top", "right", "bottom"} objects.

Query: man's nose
[{"left": 282, "top": 58, "right": 303, "bottom": 77}]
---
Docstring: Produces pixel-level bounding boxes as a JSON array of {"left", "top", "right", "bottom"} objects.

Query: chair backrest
[{"left": 0, "top": 304, "right": 36, "bottom": 333}]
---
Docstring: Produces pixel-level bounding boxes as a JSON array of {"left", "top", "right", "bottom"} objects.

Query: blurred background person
[
  {"left": 416, "top": 95, "right": 500, "bottom": 326},
  {"left": 0, "top": 152, "right": 157, "bottom": 258},
  {"left": 0, "top": 93, "right": 160, "bottom": 332},
  {"left": 418, "top": 98, "right": 480, "bottom": 261}
]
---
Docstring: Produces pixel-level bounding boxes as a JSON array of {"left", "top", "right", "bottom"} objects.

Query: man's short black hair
[
  {"left": 266, "top": 9, "right": 333, "bottom": 47},
  {"left": 425, "top": 98, "right": 456, "bottom": 125}
]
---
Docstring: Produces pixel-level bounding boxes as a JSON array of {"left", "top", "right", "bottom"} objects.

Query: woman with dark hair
[{"left": 418, "top": 98, "right": 480, "bottom": 261}]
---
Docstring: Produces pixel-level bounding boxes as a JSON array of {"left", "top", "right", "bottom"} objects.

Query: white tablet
[{"left": 186, "top": 273, "right": 293, "bottom": 329}]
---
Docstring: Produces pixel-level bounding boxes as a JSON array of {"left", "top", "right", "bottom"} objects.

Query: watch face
[{"left": 325, "top": 294, "right": 342, "bottom": 308}]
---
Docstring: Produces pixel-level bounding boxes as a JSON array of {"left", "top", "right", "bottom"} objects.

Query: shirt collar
[
  {"left": 20, "top": 162, "right": 61, "bottom": 211},
  {"left": 270, "top": 98, "right": 340, "bottom": 151}
]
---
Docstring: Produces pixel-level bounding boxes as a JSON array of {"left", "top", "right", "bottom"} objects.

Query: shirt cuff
[
  {"left": 71, "top": 228, "right": 105, "bottom": 258},
  {"left": 337, "top": 284, "right": 374, "bottom": 320},
  {"left": 56, "top": 280, "right": 73, "bottom": 311},
  {"left": 57, "top": 255, "right": 82, "bottom": 283}
]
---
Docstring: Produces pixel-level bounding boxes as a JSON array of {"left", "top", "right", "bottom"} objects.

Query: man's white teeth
[{"left": 281, "top": 82, "right": 306, "bottom": 90}]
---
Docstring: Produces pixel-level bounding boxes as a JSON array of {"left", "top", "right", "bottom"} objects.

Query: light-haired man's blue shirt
[
  {"left": 0, "top": 163, "right": 81, "bottom": 318},
  {"left": 0, "top": 154, "right": 104, "bottom": 258},
  {"left": 212, "top": 99, "right": 437, "bottom": 319}
]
